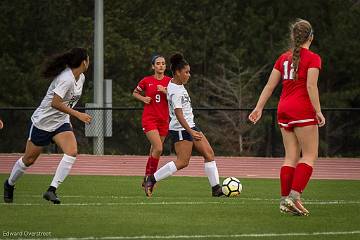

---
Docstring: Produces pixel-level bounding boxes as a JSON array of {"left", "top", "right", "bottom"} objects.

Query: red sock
[
  {"left": 280, "top": 166, "right": 295, "bottom": 197},
  {"left": 145, "top": 156, "right": 152, "bottom": 176},
  {"left": 145, "top": 156, "right": 160, "bottom": 175},
  {"left": 291, "top": 163, "right": 313, "bottom": 194},
  {"left": 149, "top": 156, "right": 160, "bottom": 175}
]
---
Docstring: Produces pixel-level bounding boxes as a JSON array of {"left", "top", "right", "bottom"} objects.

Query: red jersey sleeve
[
  {"left": 309, "top": 54, "right": 322, "bottom": 70},
  {"left": 136, "top": 78, "right": 147, "bottom": 92},
  {"left": 274, "top": 55, "right": 283, "bottom": 71}
]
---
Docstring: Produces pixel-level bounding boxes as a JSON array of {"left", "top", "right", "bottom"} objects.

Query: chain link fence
[{"left": 0, "top": 107, "right": 359, "bottom": 157}]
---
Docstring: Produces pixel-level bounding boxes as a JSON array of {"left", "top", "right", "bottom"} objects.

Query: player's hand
[
  {"left": 157, "top": 85, "right": 167, "bottom": 93},
  {"left": 143, "top": 96, "right": 152, "bottom": 104},
  {"left": 0, "top": 119, "right": 3, "bottom": 129},
  {"left": 248, "top": 108, "right": 262, "bottom": 124},
  {"left": 316, "top": 111, "right": 325, "bottom": 127},
  {"left": 77, "top": 112, "right": 92, "bottom": 124},
  {"left": 191, "top": 130, "right": 202, "bottom": 141}
]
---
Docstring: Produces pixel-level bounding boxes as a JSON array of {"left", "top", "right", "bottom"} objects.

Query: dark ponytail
[
  {"left": 170, "top": 53, "right": 188, "bottom": 75},
  {"left": 42, "top": 47, "right": 88, "bottom": 79}
]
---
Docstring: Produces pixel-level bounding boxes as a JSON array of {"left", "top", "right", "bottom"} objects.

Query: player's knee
[
  {"left": 203, "top": 148, "right": 215, "bottom": 161},
  {"left": 152, "top": 146, "right": 163, "bottom": 157},
  {"left": 65, "top": 148, "right": 78, "bottom": 157}
]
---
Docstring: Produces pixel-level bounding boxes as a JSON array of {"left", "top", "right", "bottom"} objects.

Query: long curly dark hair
[{"left": 42, "top": 47, "right": 88, "bottom": 79}]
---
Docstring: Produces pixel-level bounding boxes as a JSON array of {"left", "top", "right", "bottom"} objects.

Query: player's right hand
[
  {"left": 248, "top": 108, "right": 262, "bottom": 124},
  {"left": 78, "top": 112, "right": 92, "bottom": 124},
  {"left": 143, "top": 96, "right": 152, "bottom": 104},
  {"left": 191, "top": 130, "right": 202, "bottom": 141}
]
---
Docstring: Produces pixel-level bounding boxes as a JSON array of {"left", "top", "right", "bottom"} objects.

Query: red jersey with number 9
[
  {"left": 274, "top": 48, "right": 321, "bottom": 129},
  {"left": 136, "top": 75, "right": 171, "bottom": 123}
]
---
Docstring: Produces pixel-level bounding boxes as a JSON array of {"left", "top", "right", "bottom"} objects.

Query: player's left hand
[
  {"left": 157, "top": 85, "right": 167, "bottom": 93},
  {"left": 0, "top": 119, "right": 3, "bottom": 129}
]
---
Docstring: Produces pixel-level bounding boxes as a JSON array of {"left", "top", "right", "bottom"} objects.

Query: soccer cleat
[
  {"left": 144, "top": 175, "right": 156, "bottom": 197},
  {"left": 141, "top": 176, "right": 146, "bottom": 189},
  {"left": 293, "top": 198, "right": 310, "bottom": 216},
  {"left": 43, "top": 190, "right": 61, "bottom": 204},
  {"left": 284, "top": 197, "right": 308, "bottom": 216},
  {"left": 3, "top": 179, "right": 15, "bottom": 203},
  {"left": 212, "top": 184, "right": 225, "bottom": 197},
  {"left": 280, "top": 199, "right": 299, "bottom": 215}
]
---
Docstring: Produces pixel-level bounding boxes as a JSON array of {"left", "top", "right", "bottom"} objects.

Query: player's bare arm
[
  {"left": 51, "top": 94, "right": 91, "bottom": 124},
  {"left": 174, "top": 108, "right": 202, "bottom": 141}
]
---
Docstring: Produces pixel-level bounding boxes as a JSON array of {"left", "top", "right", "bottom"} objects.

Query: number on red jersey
[
  {"left": 283, "top": 60, "right": 294, "bottom": 80},
  {"left": 155, "top": 94, "right": 161, "bottom": 103}
]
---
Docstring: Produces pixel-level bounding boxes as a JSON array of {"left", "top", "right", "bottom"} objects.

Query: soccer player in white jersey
[
  {"left": 144, "top": 53, "right": 224, "bottom": 197},
  {"left": 3, "top": 48, "right": 92, "bottom": 204}
]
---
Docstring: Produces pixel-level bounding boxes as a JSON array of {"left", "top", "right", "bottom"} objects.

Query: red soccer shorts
[
  {"left": 142, "top": 119, "right": 169, "bottom": 136},
  {"left": 277, "top": 113, "right": 318, "bottom": 131}
]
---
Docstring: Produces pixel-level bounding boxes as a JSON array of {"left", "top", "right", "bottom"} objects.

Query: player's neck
[
  {"left": 154, "top": 73, "right": 164, "bottom": 80},
  {"left": 71, "top": 68, "right": 82, "bottom": 81},
  {"left": 301, "top": 42, "right": 311, "bottom": 49},
  {"left": 171, "top": 77, "right": 183, "bottom": 85}
]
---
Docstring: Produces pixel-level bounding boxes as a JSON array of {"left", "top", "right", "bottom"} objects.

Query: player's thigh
[
  {"left": 145, "top": 130, "right": 163, "bottom": 150},
  {"left": 280, "top": 128, "right": 300, "bottom": 167},
  {"left": 193, "top": 132, "right": 214, "bottom": 162},
  {"left": 23, "top": 140, "right": 43, "bottom": 165},
  {"left": 174, "top": 140, "right": 193, "bottom": 169},
  {"left": 52, "top": 131, "right": 78, "bottom": 157},
  {"left": 294, "top": 125, "right": 318, "bottom": 166}
]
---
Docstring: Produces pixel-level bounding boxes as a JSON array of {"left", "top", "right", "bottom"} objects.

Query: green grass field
[{"left": 0, "top": 174, "right": 359, "bottom": 240}]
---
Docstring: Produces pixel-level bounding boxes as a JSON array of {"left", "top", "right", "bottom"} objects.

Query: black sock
[
  {"left": 47, "top": 186, "right": 57, "bottom": 193},
  {"left": 212, "top": 184, "right": 221, "bottom": 191},
  {"left": 149, "top": 175, "right": 156, "bottom": 183}
]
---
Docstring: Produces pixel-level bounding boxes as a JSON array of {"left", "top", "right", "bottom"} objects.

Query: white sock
[
  {"left": 154, "top": 161, "right": 177, "bottom": 182},
  {"left": 204, "top": 161, "right": 220, "bottom": 187},
  {"left": 50, "top": 154, "right": 76, "bottom": 188},
  {"left": 8, "top": 158, "right": 28, "bottom": 186}
]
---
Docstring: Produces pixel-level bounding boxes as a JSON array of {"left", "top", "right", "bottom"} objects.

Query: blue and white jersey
[
  {"left": 167, "top": 81, "right": 195, "bottom": 131},
  {"left": 31, "top": 68, "right": 85, "bottom": 132}
]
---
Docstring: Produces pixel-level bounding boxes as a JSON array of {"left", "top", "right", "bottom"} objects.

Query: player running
[
  {"left": 133, "top": 55, "right": 171, "bottom": 187},
  {"left": 249, "top": 19, "right": 325, "bottom": 216},
  {"left": 3, "top": 48, "right": 91, "bottom": 204},
  {"left": 144, "top": 53, "right": 224, "bottom": 197}
]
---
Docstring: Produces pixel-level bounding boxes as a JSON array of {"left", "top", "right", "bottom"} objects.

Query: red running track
[{"left": 0, "top": 154, "right": 359, "bottom": 180}]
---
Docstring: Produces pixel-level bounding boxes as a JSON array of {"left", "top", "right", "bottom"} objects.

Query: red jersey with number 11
[
  {"left": 274, "top": 48, "right": 321, "bottom": 122},
  {"left": 136, "top": 75, "right": 171, "bottom": 122}
]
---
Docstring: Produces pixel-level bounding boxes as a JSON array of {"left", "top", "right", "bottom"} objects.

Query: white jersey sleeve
[
  {"left": 169, "top": 91, "right": 183, "bottom": 109},
  {"left": 31, "top": 68, "right": 85, "bottom": 132},
  {"left": 53, "top": 75, "right": 73, "bottom": 98},
  {"left": 167, "top": 81, "right": 195, "bottom": 131}
]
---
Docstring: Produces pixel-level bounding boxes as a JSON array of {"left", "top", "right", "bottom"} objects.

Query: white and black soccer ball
[{"left": 222, "top": 177, "right": 242, "bottom": 197}]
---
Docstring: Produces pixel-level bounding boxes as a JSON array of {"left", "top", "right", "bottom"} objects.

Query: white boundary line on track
[{"left": 2, "top": 230, "right": 359, "bottom": 240}]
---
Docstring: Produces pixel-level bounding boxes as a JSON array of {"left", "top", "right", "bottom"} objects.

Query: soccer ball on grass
[{"left": 222, "top": 177, "right": 242, "bottom": 197}]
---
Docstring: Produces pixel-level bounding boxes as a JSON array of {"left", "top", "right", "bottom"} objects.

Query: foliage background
[{"left": 0, "top": 0, "right": 359, "bottom": 156}]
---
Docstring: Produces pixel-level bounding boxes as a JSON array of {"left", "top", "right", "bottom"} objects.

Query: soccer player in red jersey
[
  {"left": 249, "top": 19, "right": 325, "bottom": 216},
  {"left": 133, "top": 55, "right": 171, "bottom": 187}
]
